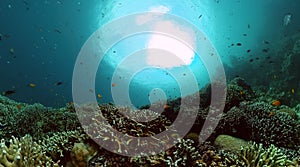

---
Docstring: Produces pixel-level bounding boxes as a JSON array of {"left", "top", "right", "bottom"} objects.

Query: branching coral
[
  {"left": 240, "top": 143, "right": 293, "bottom": 167},
  {"left": 0, "top": 135, "right": 59, "bottom": 167}
]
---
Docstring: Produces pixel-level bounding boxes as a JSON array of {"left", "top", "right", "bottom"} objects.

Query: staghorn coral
[
  {"left": 129, "top": 139, "right": 201, "bottom": 167},
  {"left": 78, "top": 103, "right": 177, "bottom": 156},
  {"left": 0, "top": 135, "right": 59, "bottom": 167}
]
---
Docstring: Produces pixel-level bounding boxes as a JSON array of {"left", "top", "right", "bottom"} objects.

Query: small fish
[
  {"left": 283, "top": 13, "right": 292, "bottom": 26},
  {"left": 0, "top": 123, "right": 6, "bottom": 129},
  {"left": 97, "top": 93, "right": 102, "bottom": 99},
  {"left": 54, "top": 29, "right": 62, "bottom": 34},
  {"left": 269, "top": 111, "right": 275, "bottom": 116},
  {"left": 291, "top": 88, "right": 295, "bottom": 94},
  {"left": 262, "top": 48, "right": 269, "bottom": 53},
  {"left": 55, "top": 81, "right": 63, "bottom": 86},
  {"left": 112, "top": 83, "right": 117, "bottom": 87},
  {"left": 236, "top": 43, "right": 242, "bottom": 46},
  {"left": 28, "top": 83, "right": 36, "bottom": 88},
  {"left": 198, "top": 14, "right": 202, "bottom": 19},
  {"left": 2, "top": 90, "right": 16, "bottom": 96},
  {"left": 163, "top": 104, "right": 170, "bottom": 110},
  {"left": 16, "top": 104, "right": 22, "bottom": 109},
  {"left": 272, "top": 100, "right": 281, "bottom": 106},
  {"left": 9, "top": 48, "right": 14, "bottom": 55}
]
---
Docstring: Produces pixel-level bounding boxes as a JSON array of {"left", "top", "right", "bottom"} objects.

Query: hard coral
[
  {"left": 240, "top": 143, "right": 293, "bottom": 167},
  {"left": 0, "top": 135, "right": 59, "bottom": 167}
]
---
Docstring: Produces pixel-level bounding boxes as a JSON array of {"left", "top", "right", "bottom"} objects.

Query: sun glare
[{"left": 138, "top": 5, "right": 196, "bottom": 68}]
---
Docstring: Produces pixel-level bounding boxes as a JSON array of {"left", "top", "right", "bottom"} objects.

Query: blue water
[{"left": 1, "top": 0, "right": 299, "bottom": 107}]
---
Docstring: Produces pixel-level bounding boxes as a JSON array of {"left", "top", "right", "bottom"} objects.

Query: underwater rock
[{"left": 214, "top": 134, "right": 250, "bottom": 153}]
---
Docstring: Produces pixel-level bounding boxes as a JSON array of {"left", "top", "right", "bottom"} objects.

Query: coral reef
[
  {"left": 0, "top": 96, "right": 80, "bottom": 140},
  {"left": 1, "top": 73, "right": 300, "bottom": 166},
  {"left": 216, "top": 100, "right": 300, "bottom": 149}
]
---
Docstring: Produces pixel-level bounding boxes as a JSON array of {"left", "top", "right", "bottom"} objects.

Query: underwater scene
[{"left": 1, "top": 0, "right": 300, "bottom": 166}]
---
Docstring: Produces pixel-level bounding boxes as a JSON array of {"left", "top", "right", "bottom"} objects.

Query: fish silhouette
[{"left": 283, "top": 13, "right": 292, "bottom": 26}]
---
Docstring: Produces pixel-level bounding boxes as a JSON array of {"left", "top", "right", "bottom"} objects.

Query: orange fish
[
  {"left": 16, "top": 104, "right": 22, "bottom": 109},
  {"left": 28, "top": 83, "right": 36, "bottom": 88},
  {"left": 272, "top": 100, "right": 281, "bottom": 106},
  {"left": 269, "top": 111, "right": 275, "bottom": 116},
  {"left": 112, "top": 83, "right": 117, "bottom": 87},
  {"left": 163, "top": 104, "right": 170, "bottom": 110}
]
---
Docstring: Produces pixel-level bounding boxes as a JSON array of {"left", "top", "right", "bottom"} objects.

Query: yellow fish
[
  {"left": 28, "top": 83, "right": 36, "bottom": 88},
  {"left": 291, "top": 88, "right": 295, "bottom": 94},
  {"left": 97, "top": 93, "right": 102, "bottom": 99}
]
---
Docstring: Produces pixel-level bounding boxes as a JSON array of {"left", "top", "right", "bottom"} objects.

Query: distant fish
[
  {"left": 28, "top": 83, "right": 36, "bottom": 88},
  {"left": 16, "top": 104, "right": 22, "bottom": 109},
  {"left": 283, "top": 13, "right": 292, "bottom": 26},
  {"left": 9, "top": 48, "right": 14, "bottom": 55},
  {"left": 55, "top": 81, "right": 63, "bottom": 86},
  {"left": 2, "top": 90, "right": 16, "bottom": 96},
  {"left": 54, "top": 29, "right": 62, "bottom": 34}
]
